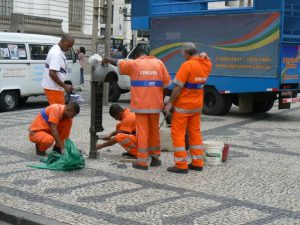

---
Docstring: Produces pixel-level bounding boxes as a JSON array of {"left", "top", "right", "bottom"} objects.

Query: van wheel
[
  {"left": 108, "top": 80, "right": 121, "bottom": 102},
  {"left": 203, "top": 87, "right": 232, "bottom": 116},
  {"left": 0, "top": 91, "right": 19, "bottom": 112}
]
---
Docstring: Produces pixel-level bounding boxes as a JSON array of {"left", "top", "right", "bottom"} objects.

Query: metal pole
[
  {"left": 89, "top": 0, "right": 100, "bottom": 159},
  {"left": 104, "top": 0, "right": 112, "bottom": 57},
  {"left": 92, "top": 0, "right": 99, "bottom": 54}
]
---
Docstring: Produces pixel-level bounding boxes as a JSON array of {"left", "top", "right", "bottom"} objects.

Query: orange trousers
[
  {"left": 29, "top": 120, "right": 72, "bottom": 151},
  {"left": 44, "top": 89, "right": 65, "bottom": 105},
  {"left": 135, "top": 113, "right": 160, "bottom": 167},
  {"left": 115, "top": 133, "right": 138, "bottom": 157},
  {"left": 171, "top": 112, "right": 204, "bottom": 169}
]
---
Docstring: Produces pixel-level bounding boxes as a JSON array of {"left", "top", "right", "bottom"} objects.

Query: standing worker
[
  {"left": 42, "top": 34, "right": 74, "bottom": 105},
  {"left": 28, "top": 102, "right": 80, "bottom": 156},
  {"left": 96, "top": 104, "right": 137, "bottom": 158},
  {"left": 102, "top": 48, "right": 172, "bottom": 170},
  {"left": 165, "top": 43, "right": 212, "bottom": 174}
]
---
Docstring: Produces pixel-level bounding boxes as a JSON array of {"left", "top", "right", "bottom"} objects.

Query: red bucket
[{"left": 222, "top": 143, "right": 230, "bottom": 162}]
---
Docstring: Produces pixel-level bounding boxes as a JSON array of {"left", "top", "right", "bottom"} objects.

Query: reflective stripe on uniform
[
  {"left": 138, "top": 148, "right": 148, "bottom": 153},
  {"left": 184, "top": 82, "right": 204, "bottom": 89},
  {"left": 136, "top": 158, "right": 148, "bottom": 163},
  {"left": 131, "top": 80, "right": 163, "bottom": 87},
  {"left": 189, "top": 145, "right": 203, "bottom": 149},
  {"left": 174, "top": 157, "right": 188, "bottom": 162},
  {"left": 148, "top": 146, "right": 160, "bottom": 151},
  {"left": 191, "top": 155, "right": 204, "bottom": 160},
  {"left": 40, "top": 109, "right": 50, "bottom": 124},
  {"left": 173, "top": 78, "right": 184, "bottom": 87},
  {"left": 45, "top": 63, "right": 66, "bottom": 74},
  {"left": 131, "top": 109, "right": 162, "bottom": 113},
  {"left": 173, "top": 147, "right": 186, "bottom": 152},
  {"left": 174, "top": 107, "right": 202, "bottom": 114},
  {"left": 120, "top": 139, "right": 131, "bottom": 145}
]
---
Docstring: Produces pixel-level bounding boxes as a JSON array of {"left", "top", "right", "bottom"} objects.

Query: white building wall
[{"left": 13, "top": 0, "right": 70, "bottom": 32}]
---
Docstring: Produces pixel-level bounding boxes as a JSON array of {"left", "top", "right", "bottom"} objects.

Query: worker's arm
[
  {"left": 100, "top": 130, "right": 118, "bottom": 141},
  {"left": 49, "top": 70, "right": 73, "bottom": 93},
  {"left": 101, "top": 57, "right": 118, "bottom": 66},
  {"left": 164, "top": 85, "right": 183, "bottom": 114},
  {"left": 49, "top": 122, "right": 65, "bottom": 152},
  {"left": 96, "top": 137, "right": 117, "bottom": 150}
]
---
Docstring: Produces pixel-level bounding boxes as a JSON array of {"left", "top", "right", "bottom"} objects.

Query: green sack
[{"left": 28, "top": 139, "right": 85, "bottom": 171}]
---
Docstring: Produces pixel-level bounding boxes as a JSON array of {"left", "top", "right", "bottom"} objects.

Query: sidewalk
[{"left": 0, "top": 102, "right": 300, "bottom": 224}]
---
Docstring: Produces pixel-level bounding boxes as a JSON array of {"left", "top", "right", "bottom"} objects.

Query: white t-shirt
[{"left": 42, "top": 44, "right": 68, "bottom": 91}]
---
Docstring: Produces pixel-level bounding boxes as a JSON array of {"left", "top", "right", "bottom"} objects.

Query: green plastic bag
[{"left": 28, "top": 139, "right": 85, "bottom": 171}]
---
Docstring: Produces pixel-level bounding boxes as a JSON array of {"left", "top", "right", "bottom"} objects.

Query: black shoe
[
  {"left": 52, "top": 145, "right": 62, "bottom": 154},
  {"left": 167, "top": 166, "right": 188, "bottom": 174},
  {"left": 132, "top": 163, "right": 148, "bottom": 170},
  {"left": 35, "top": 144, "right": 46, "bottom": 156},
  {"left": 150, "top": 157, "right": 161, "bottom": 167},
  {"left": 122, "top": 152, "right": 137, "bottom": 159},
  {"left": 188, "top": 164, "right": 203, "bottom": 171}
]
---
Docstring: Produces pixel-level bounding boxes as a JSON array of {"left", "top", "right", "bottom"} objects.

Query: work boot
[
  {"left": 52, "top": 145, "right": 62, "bottom": 154},
  {"left": 35, "top": 144, "right": 46, "bottom": 156},
  {"left": 150, "top": 157, "right": 161, "bottom": 167},
  {"left": 188, "top": 163, "right": 203, "bottom": 171},
  {"left": 122, "top": 152, "right": 137, "bottom": 159},
  {"left": 167, "top": 166, "right": 188, "bottom": 174},
  {"left": 132, "top": 163, "right": 148, "bottom": 170}
]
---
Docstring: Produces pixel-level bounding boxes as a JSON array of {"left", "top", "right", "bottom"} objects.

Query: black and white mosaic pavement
[{"left": 0, "top": 89, "right": 300, "bottom": 224}]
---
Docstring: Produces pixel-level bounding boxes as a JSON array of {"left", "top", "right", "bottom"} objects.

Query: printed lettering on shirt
[
  {"left": 195, "top": 77, "right": 207, "bottom": 82},
  {"left": 140, "top": 71, "right": 158, "bottom": 76}
]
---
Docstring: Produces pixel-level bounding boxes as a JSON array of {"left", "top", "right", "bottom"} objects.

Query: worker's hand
[
  {"left": 199, "top": 52, "right": 210, "bottom": 60},
  {"left": 164, "top": 102, "right": 173, "bottom": 115},
  {"left": 64, "top": 84, "right": 73, "bottom": 93},
  {"left": 96, "top": 143, "right": 103, "bottom": 150},
  {"left": 101, "top": 57, "right": 109, "bottom": 66}
]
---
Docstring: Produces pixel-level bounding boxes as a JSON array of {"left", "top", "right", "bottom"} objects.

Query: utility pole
[
  {"left": 104, "top": 0, "right": 112, "bottom": 57},
  {"left": 92, "top": 0, "right": 99, "bottom": 54}
]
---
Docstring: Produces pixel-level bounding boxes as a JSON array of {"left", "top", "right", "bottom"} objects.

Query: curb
[{"left": 0, "top": 204, "right": 68, "bottom": 225}]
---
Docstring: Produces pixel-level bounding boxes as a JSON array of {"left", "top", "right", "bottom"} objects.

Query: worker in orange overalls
[
  {"left": 165, "top": 43, "right": 212, "bottom": 174},
  {"left": 102, "top": 48, "right": 172, "bottom": 170},
  {"left": 96, "top": 104, "right": 137, "bottom": 158},
  {"left": 41, "top": 34, "right": 74, "bottom": 105},
  {"left": 28, "top": 102, "right": 80, "bottom": 156}
]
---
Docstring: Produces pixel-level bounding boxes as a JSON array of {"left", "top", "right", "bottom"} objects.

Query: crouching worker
[
  {"left": 29, "top": 102, "right": 80, "bottom": 156},
  {"left": 96, "top": 104, "right": 137, "bottom": 158}
]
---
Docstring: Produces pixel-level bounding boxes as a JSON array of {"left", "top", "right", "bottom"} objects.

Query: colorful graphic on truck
[
  {"left": 281, "top": 45, "right": 300, "bottom": 83},
  {"left": 150, "top": 12, "right": 280, "bottom": 78}
]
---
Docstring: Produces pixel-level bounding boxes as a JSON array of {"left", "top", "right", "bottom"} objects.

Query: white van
[
  {"left": 101, "top": 41, "right": 149, "bottom": 102},
  {"left": 0, "top": 32, "right": 81, "bottom": 112}
]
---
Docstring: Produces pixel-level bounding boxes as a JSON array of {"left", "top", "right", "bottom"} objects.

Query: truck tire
[
  {"left": 203, "top": 87, "right": 232, "bottom": 116},
  {"left": 108, "top": 80, "right": 121, "bottom": 102},
  {"left": 0, "top": 90, "right": 19, "bottom": 112},
  {"left": 252, "top": 100, "right": 275, "bottom": 113}
]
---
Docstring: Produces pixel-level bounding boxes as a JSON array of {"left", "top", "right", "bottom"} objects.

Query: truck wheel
[
  {"left": 252, "top": 100, "right": 275, "bottom": 113},
  {"left": 203, "top": 87, "right": 232, "bottom": 116},
  {"left": 0, "top": 91, "right": 19, "bottom": 112},
  {"left": 108, "top": 80, "right": 121, "bottom": 102}
]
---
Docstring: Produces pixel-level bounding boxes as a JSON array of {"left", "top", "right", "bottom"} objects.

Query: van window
[
  {"left": 0, "top": 43, "right": 27, "bottom": 60},
  {"left": 29, "top": 44, "right": 52, "bottom": 60},
  {"left": 65, "top": 48, "right": 76, "bottom": 61}
]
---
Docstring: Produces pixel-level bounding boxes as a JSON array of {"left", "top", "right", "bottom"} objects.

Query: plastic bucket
[{"left": 203, "top": 141, "right": 223, "bottom": 166}]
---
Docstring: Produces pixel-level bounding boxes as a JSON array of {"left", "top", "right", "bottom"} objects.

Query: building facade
[{"left": 0, "top": 0, "right": 132, "bottom": 55}]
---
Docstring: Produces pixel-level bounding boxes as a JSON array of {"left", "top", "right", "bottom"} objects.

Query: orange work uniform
[
  {"left": 171, "top": 56, "right": 212, "bottom": 169},
  {"left": 28, "top": 104, "right": 72, "bottom": 152},
  {"left": 44, "top": 89, "right": 65, "bottom": 105},
  {"left": 114, "top": 108, "right": 137, "bottom": 157},
  {"left": 118, "top": 56, "right": 172, "bottom": 166}
]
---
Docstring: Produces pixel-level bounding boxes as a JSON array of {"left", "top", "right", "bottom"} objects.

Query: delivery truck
[{"left": 132, "top": 0, "right": 300, "bottom": 115}]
